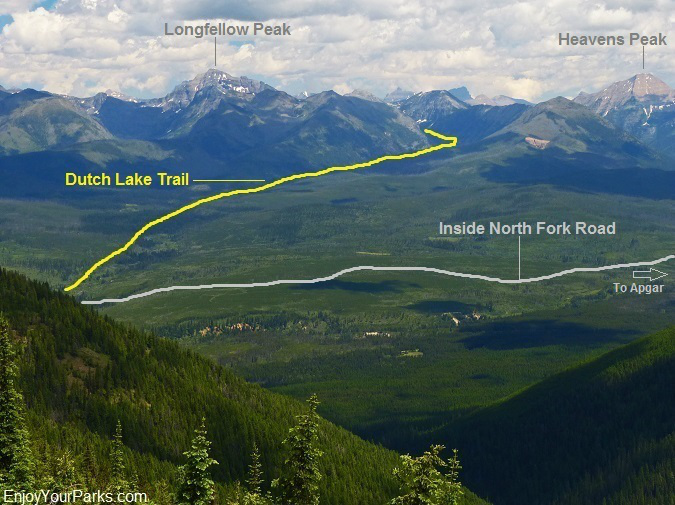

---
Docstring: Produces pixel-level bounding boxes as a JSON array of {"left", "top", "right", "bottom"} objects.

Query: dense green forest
[
  {"left": 435, "top": 325, "right": 675, "bottom": 505},
  {"left": 0, "top": 268, "right": 487, "bottom": 504},
  {"left": 1, "top": 266, "right": 673, "bottom": 504},
  {"left": 148, "top": 299, "right": 670, "bottom": 456}
]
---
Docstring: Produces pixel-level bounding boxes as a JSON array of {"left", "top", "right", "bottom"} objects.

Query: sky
[{"left": 0, "top": 0, "right": 673, "bottom": 101}]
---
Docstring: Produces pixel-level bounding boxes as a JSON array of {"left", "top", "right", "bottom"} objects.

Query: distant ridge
[{"left": 468, "top": 94, "right": 531, "bottom": 106}]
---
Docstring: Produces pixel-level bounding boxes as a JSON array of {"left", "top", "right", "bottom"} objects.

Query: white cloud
[
  {"left": 0, "top": 0, "right": 35, "bottom": 15},
  {"left": 585, "top": 6, "right": 634, "bottom": 29},
  {"left": 0, "top": 0, "right": 672, "bottom": 101},
  {"left": 107, "top": 5, "right": 128, "bottom": 24},
  {"left": 3, "top": 10, "right": 69, "bottom": 55}
]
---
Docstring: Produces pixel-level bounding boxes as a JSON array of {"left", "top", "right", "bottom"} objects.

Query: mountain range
[
  {"left": 0, "top": 71, "right": 673, "bottom": 198},
  {"left": 1, "top": 69, "right": 674, "bottom": 505}
]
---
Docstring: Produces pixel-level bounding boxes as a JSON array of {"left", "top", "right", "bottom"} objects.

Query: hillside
[
  {"left": 476, "top": 97, "right": 674, "bottom": 199},
  {"left": 487, "top": 97, "right": 654, "bottom": 159},
  {"left": 419, "top": 103, "right": 528, "bottom": 145},
  {"left": 0, "top": 90, "right": 112, "bottom": 155},
  {"left": 0, "top": 267, "right": 487, "bottom": 504},
  {"left": 434, "top": 325, "right": 675, "bottom": 505}
]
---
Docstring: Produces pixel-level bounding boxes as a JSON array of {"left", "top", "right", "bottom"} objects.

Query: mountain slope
[
  {"left": 471, "top": 95, "right": 675, "bottom": 199},
  {"left": 435, "top": 326, "right": 675, "bottom": 505},
  {"left": 419, "top": 103, "right": 528, "bottom": 145},
  {"left": 467, "top": 96, "right": 675, "bottom": 199},
  {"left": 0, "top": 268, "right": 487, "bottom": 504},
  {"left": 574, "top": 74, "right": 675, "bottom": 156},
  {"left": 488, "top": 96, "right": 654, "bottom": 159},
  {"left": 0, "top": 90, "right": 112, "bottom": 155},
  {"left": 273, "top": 91, "right": 426, "bottom": 166}
]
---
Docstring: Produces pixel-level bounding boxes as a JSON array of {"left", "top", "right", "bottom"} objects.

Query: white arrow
[{"left": 633, "top": 268, "right": 668, "bottom": 282}]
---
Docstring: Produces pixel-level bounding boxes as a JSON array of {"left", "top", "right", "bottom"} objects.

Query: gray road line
[{"left": 79, "top": 254, "right": 674, "bottom": 305}]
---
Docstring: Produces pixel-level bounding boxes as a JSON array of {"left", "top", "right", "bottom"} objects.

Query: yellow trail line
[{"left": 64, "top": 129, "right": 457, "bottom": 292}]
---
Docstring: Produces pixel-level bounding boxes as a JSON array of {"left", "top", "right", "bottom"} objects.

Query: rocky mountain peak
[
  {"left": 104, "top": 89, "right": 138, "bottom": 102},
  {"left": 160, "top": 69, "right": 275, "bottom": 110},
  {"left": 346, "top": 89, "right": 383, "bottom": 102},
  {"left": 574, "top": 73, "right": 674, "bottom": 114},
  {"left": 384, "top": 87, "right": 414, "bottom": 103},
  {"left": 468, "top": 94, "right": 496, "bottom": 106},
  {"left": 627, "top": 73, "right": 672, "bottom": 97}
]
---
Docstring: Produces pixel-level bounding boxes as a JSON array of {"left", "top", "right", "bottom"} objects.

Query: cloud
[
  {"left": 2, "top": 8, "right": 68, "bottom": 51},
  {"left": 0, "top": 0, "right": 35, "bottom": 15},
  {"left": 0, "top": 0, "right": 672, "bottom": 101}
]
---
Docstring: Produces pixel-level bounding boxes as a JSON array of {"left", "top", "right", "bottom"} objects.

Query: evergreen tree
[
  {"left": 228, "top": 444, "right": 274, "bottom": 505},
  {"left": 43, "top": 450, "right": 83, "bottom": 494},
  {"left": 247, "top": 444, "right": 263, "bottom": 495},
  {"left": 82, "top": 444, "right": 99, "bottom": 489},
  {"left": 275, "top": 394, "right": 323, "bottom": 505},
  {"left": 176, "top": 418, "right": 218, "bottom": 505},
  {"left": 149, "top": 480, "right": 174, "bottom": 505},
  {"left": 391, "top": 445, "right": 463, "bottom": 505},
  {"left": 107, "top": 420, "right": 129, "bottom": 495},
  {"left": 439, "top": 449, "right": 462, "bottom": 504},
  {"left": 240, "top": 444, "right": 273, "bottom": 505},
  {"left": 0, "top": 315, "right": 34, "bottom": 491}
]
